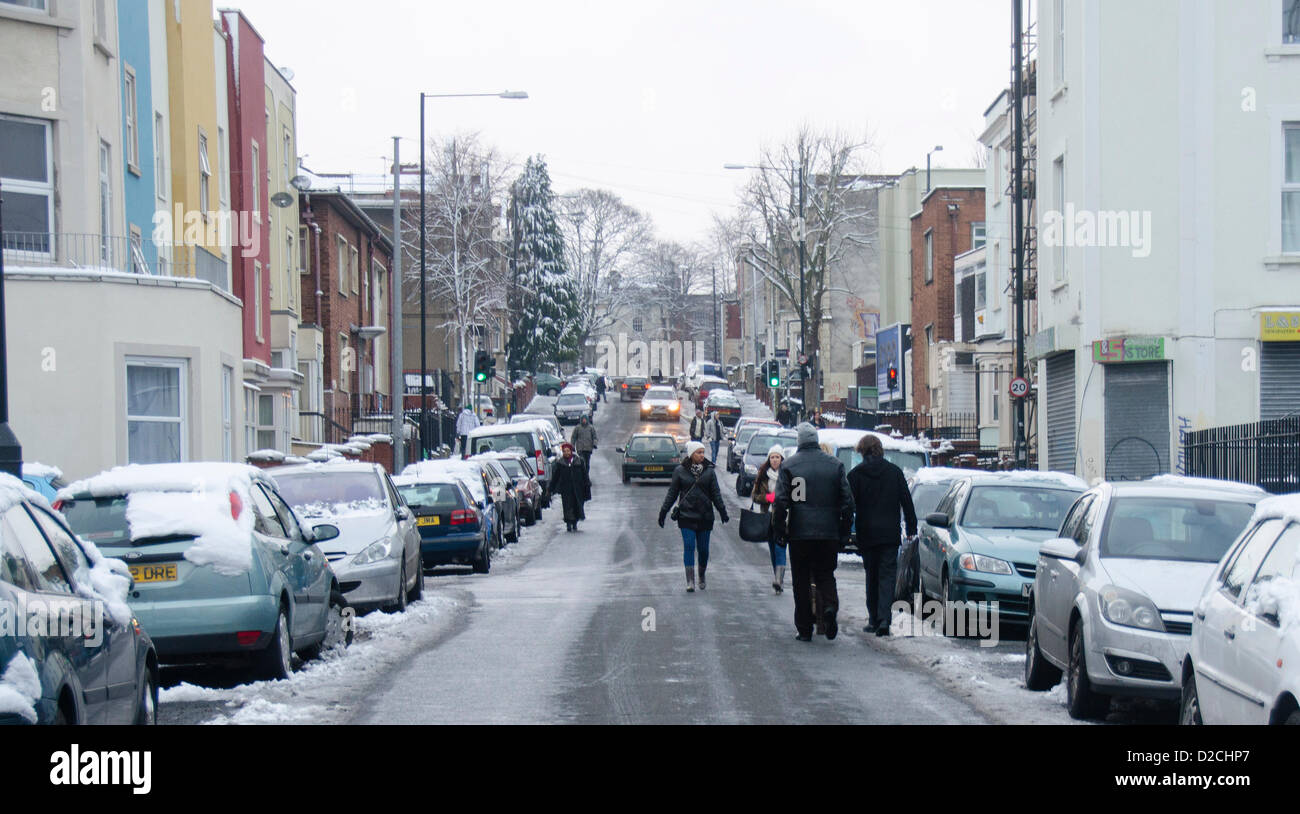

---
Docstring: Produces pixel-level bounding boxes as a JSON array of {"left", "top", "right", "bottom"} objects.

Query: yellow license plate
[
  {"left": 644, "top": 466, "right": 664, "bottom": 472},
  {"left": 417, "top": 516, "right": 441, "bottom": 526},
  {"left": 129, "top": 564, "right": 177, "bottom": 584}
]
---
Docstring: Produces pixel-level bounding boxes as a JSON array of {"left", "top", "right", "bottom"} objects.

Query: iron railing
[
  {"left": 1183, "top": 418, "right": 1300, "bottom": 495},
  {"left": 844, "top": 407, "right": 979, "bottom": 440},
  {"left": 2, "top": 231, "right": 190, "bottom": 277}
]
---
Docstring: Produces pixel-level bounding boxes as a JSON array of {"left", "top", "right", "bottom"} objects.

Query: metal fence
[
  {"left": 844, "top": 407, "right": 979, "bottom": 440},
  {"left": 1183, "top": 418, "right": 1300, "bottom": 495},
  {"left": 3, "top": 231, "right": 190, "bottom": 277}
]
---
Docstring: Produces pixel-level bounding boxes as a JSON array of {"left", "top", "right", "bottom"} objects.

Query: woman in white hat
[
  {"left": 658, "top": 440, "right": 729, "bottom": 591},
  {"left": 749, "top": 446, "right": 787, "bottom": 593}
]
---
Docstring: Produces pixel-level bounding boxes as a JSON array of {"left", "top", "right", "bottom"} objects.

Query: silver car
[
  {"left": 272, "top": 462, "right": 424, "bottom": 613},
  {"left": 1024, "top": 477, "right": 1262, "bottom": 719}
]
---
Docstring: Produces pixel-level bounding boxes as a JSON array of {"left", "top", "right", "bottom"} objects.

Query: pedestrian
[
  {"left": 550, "top": 441, "right": 591, "bottom": 532},
  {"left": 595, "top": 374, "right": 607, "bottom": 402},
  {"left": 813, "top": 410, "right": 828, "bottom": 429},
  {"left": 455, "top": 403, "right": 479, "bottom": 458},
  {"left": 570, "top": 414, "right": 598, "bottom": 471},
  {"left": 847, "top": 434, "right": 918, "bottom": 637},
  {"left": 772, "top": 423, "right": 855, "bottom": 641},
  {"left": 750, "top": 447, "right": 788, "bottom": 594},
  {"left": 658, "top": 441, "right": 729, "bottom": 592},
  {"left": 704, "top": 410, "right": 723, "bottom": 463},
  {"left": 775, "top": 402, "right": 793, "bottom": 428},
  {"left": 688, "top": 409, "right": 705, "bottom": 442}
]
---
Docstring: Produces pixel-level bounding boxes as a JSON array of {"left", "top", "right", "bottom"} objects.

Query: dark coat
[
  {"left": 847, "top": 456, "right": 918, "bottom": 547},
  {"left": 772, "top": 440, "right": 854, "bottom": 543},
  {"left": 775, "top": 407, "right": 794, "bottom": 428},
  {"left": 659, "top": 460, "right": 729, "bottom": 531},
  {"left": 688, "top": 414, "right": 705, "bottom": 441},
  {"left": 550, "top": 454, "right": 590, "bottom": 522}
]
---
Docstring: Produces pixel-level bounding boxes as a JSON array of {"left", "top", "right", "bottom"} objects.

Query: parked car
[
  {"left": 466, "top": 422, "right": 553, "bottom": 510},
  {"left": 477, "top": 394, "right": 497, "bottom": 423},
  {"left": 270, "top": 463, "right": 423, "bottom": 613},
  {"left": 392, "top": 475, "right": 493, "bottom": 573},
  {"left": 896, "top": 468, "right": 971, "bottom": 609},
  {"left": 694, "top": 376, "right": 731, "bottom": 409},
  {"left": 1180, "top": 492, "right": 1300, "bottom": 725},
  {"left": 817, "top": 428, "right": 931, "bottom": 480},
  {"left": 727, "top": 416, "right": 778, "bottom": 442},
  {"left": 478, "top": 452, "right": 543, "bottom": 525},
  {"left": 682, "top": 361, "right": 725, "bottom": 396},
  {"left": 702, "top": 390, "right": 742, "bottom": 427},
  {"left": 57, "top": 463, "right": 350, "bottom": 681},
  {"left": 1024, "top": 477, "right": 1262, "bottom": 720},
  {"left": 20, "top": 462, "right": 66, "bottom": 502},
  {"left": 0, "top": 473, "right": 158, "bottom": 725},
  {"left": 474, "top": 457, "right": 523, "bottom": 543},
  {"left": 619, "top": 376, "right": 650, "bottom": 401},
  {"left": 532, "top": 373, "right": 564, "bottom": 396},
  {"left": 917, "top": 471, "right": 1087, "bottom": 630},
  {"left": 554, "top": 390, "right": 594, "bottom": 425},
  {"left": 402, "top": 460, "right": 507, "bottom": 552},
  {"left": 726, "top": 421, "right": 779, "bottom": 473},
  {"left": 639, "top": 386, "right": 682, "bottom": 421},
  {"left": 736, "top": 429, "right": 798, "bottom": 496},
  {"left": 504, "top": 417, "right": 562, "bottom": 504},
  {"left": 510, "top": 412, "right": 562, "bottom": 437},
  {"left": 618, "top": 433, "right": 682, "bottom": 483}
]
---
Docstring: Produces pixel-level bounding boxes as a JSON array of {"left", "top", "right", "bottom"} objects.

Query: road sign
[
  {"left": 1009, "top": 376, "right": 1030, "bottom": 398},
  {"left": 797, "top": 353, "right": 809, "bottom": 366}
]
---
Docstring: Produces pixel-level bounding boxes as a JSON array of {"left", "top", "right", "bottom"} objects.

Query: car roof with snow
[
  {"left": 392, "top": 473, "right": 458, "bottom": 488},
  {"left": 698, "top": 376, "right": 729, "bottom": 386},
  {"left": 58, "top": 462, "right": 269, "bottom": 500},
  {"left": 1104, "top": 475, "right": 1266, "bottom": 500},
  {"left": 817, "top": 428, "right": 930, "bottom": 455},
  {"left": 1249, "top": 493, "right": 1300, "bottom": 526},
  {"left": 950, "top": 470, "right": 1090, "bottom": 491},
  {"left": 468, "top": 423, "right": 546, "bottom": 438},
  {"left": 272, "top": 461, "right": 384, "bottom": 477},
  {"left": 910, "top": 466, "right": 977, "bottom": 485}
]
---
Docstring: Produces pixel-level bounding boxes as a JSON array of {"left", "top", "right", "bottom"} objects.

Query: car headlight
[
  {"left": 958, "top": 553, "right": 1014, "bottom": 576},
  {"left": 353, "top": 538, "right": 393, "bottom": 565},
  {"left": 1099, "top": 585, "right": 1165, "bottom": 632},
  {"left": 641, "top": 402, "right": 650, "bottom": 410},
  {"left": 745, "top": 464, "right": 758, "bottom": 475},
  {"left": 669, "top": 403, "right": 680, "bottom": 411}
]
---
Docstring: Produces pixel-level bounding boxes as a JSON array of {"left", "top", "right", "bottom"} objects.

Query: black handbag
[{"left": 739, "top": 502, "right": 771, "bottom": 543}]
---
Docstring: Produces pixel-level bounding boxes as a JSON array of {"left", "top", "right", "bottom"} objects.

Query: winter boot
[
  {"left": 813, "top": 586, "right": 825, "bottom": 636},
  {"left": 685, "top": 567, "right": 696, "bottom": 593},
  {"left": 772, "top": 566, "right": 785, "bottom": 594},
  {"left": 697, "top": 565, "right": 706, "bottom": 591}
]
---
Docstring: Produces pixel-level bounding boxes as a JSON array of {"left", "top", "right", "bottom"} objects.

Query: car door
[
  {"left": 3, "top": 503, "right": 111, "bottom": 724},
  {"left": 1039, "top": 494, "right": 1095, "bottom": 663},
  {"left": 246, "top": 482, "right": 311, "bottom": 640},
  {"left": 1196, "top": 517, "right": 1284, "bottom": 722},
  {"left": 1230, "top": 521, "right": 1298, "bottom": 723},
  {"left": 919, "top": 482, "right": 963, "bottom": 597},
  {"left": 263, "top": 483, "right": 330, "bottom": 638},
  {"left": 385, "top": 475, "right": 420, "bottom": 585}
]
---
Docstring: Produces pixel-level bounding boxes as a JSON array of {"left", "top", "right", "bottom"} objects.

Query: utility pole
[
  {"left": 0, "top": 181, "right": 22, "bottom": 477},
  {"left": 711, "top": 264, "right": 718, "bottom": 361},
  {"left": 389, "top": 137, "right": 405, "bottom": 472},
  {"left": 796, "top": 164, "right": 807, "bottom": 412},
  {"left": 1011, "top": 0, "right": 1028, "bottom": 468}
]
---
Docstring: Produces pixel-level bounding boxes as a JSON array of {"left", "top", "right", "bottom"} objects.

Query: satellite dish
[
  {"left": 271, "top": 191, "right": 294, "bottom": 208},
  {"left": 279, "top": 66, "right": 295, "bottom": 82},
  {"left": 289, "top": 174, "right": 312, "bottom": 192}
]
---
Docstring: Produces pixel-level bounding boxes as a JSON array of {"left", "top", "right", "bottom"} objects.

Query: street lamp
[
  {"left": 926, "top": 145, "right": 944, "bottom": 194},
  {"left": 0, "top": 181, "right": 21, "bottom": 477},
  {"left": 417, "top": 90, "right": 527, "bottom": 459}
]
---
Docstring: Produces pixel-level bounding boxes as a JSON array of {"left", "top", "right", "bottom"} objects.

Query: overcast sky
[{"left": 224, "top": 0, "right": 1011, "bottom": 244}]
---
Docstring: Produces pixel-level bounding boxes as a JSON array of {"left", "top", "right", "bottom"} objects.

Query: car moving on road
[
  {"left": 693, "top": 377, "right": 730, "bottom": 409},
  {"left": 554, "top": 390, "right": 594, "bottom": 425},
  {"left": 271, "top": 463, "right": 424, "bottom": 614},
  {"left": 619, "top": 376, "right": 650, "bottom": 400},
  {"left": 1181, "top": 492, "right": 1300, "bottom": 725},
  {"left": 618, "top": 433, "right": 682, "bottom": 483},
  {"left": 392, "top": 475, "right": 494, "bottom": 574},
  {"left": 0, "top": 473, "right": 158, "bottom": 725},
  {"left": 639, "top": 386, "right": 682, "bottom": 421},
  {"left": 1024, "top": 476, "right": 1262, "bottom": 720},
  {"left": 58, "top": 463, "right": 350, "bottom": 682}
]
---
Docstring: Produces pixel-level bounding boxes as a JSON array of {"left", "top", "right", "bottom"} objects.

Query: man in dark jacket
[
  {"left": 773, "top": 423, "right": 855, "bottom": 641},
  {"left": 550, "top": 442, "right": 591, "bottom": 532},
  {"left": 775, "top": 403, "right": 794, "bottom": 428},
  {"left": 847, "top": 434, "right": 918, "bottom": 636},
  {"left": 688, "top": 410, "right": 705, "bottom": 441},
  {"left": 570, "top": 416, "right": 598, "bottom": 470}
]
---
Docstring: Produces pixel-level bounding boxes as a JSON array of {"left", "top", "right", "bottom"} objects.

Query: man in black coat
[
  {"left": 847, "top": 434, "right": 918, "bottom": 636},
  {"left": 550, "top": 442, "right": 591, "bottom": 532},
  {"left": 773, "top": 423, "right": 855, "bottom": 641},
  {"left": 775, "top": 404, "right": 794, "bottom": 428}
]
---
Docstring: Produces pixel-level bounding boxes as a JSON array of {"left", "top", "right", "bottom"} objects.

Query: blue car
[
  {"left": 21, "top": 462, "right": 66, "bottom": 502},
  {"left": 0, "top": 474, "right": 158, "bottom": 725},
  {"left": 401, "top": 460, "right": 505, "bottom": 553},
  {"left": 392, "top": 476, "right": 493, "bottom": 573}
]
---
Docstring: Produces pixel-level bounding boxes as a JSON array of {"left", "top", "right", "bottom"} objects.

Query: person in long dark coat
[
  {"left": 847, "top": 433, "right": 918, "bottom": 636},
  {"left": 550, "top": 442, "right": 591, "bottom": 532}
]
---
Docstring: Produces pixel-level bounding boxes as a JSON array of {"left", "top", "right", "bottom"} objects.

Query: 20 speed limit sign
[{"left": 1009, "top": 377, "right": 1030, "bottom": 398}]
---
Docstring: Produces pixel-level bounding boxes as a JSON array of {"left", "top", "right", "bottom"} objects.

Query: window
[
  {"left": 923, "top": 229, "right": 933, "bottom": 283},
  {"left": 1245, "top": 523, "right": 1300, "bottom": 621},
  {"left": 3, "top": 506, "right": 69, "bottom": 594},
  {"left": 282, "top": 128, "right": 292, "bottom": 191},
  {"left": 154, "top": 113, "right": 167, "bottom": 200},
  {"left": 350, "top": 246, "right": 360, "bottom": 294},
  {"left": 991, "top": 388, "right": 1000, "bottom": 422},
  {"left": 123, "top": 67, "right": 139, "bottom": 171},
  {"left": 1222, "top": 519, "right": 1285, "bottom": 599},
  {"left": 217, "top": 126, "right": 229, "bottom": 208},
  {"left": 632, "top": 316, "right": 643, "bottom": 332},
  {"left": 251, "top": 141, "right": 261, "bottom": 218},
  {"left": 286, "top": 231, "right": 295, "bottom": 307},
  {"left": 257, "top": 395, "right": 276, "bottom": 450},
  {"left": 0, "top": 115, "right": 53, "bottom": 254},
  {"left": 924, "top": 324, "right": 934, "bottom": 346},
  {"left": 28, "top": 507, "right": 92, "bottom": 591},
  {"left": 372, "top": 259, "right": 385, "bottom": 325},
  {"left": 1053, "top": 0, "right": 1065, "bottom": 87},
  {"left": 1286, "top": 0, "right": 1300, "bottom": 43},
  {"left": 339, "top": 333, "right": 350, "bottom": 388},
  {"left": 1285, "top": 123, "right": 1299, "bottom": 254},
  {"left": 990, "top": 243, "right": 1001, "bottom": 310},
  {"left": 337, "top": 236, "right": 349, "bottom": 294},
  {"left": 971, "top": 222, "right": 986, "bottom": 249},
  {"left": 129, "top": 225, "right": 147, "bottom": 275},
  {"left": 299, "top": 225, "right": 310, "bottom": 274},
  {"left": 126, "top": 357, "right": 187, "bottom": 464},
  {"left": 198, "top": 130, "right": 211, "bottom": 213},
  {"left": 244, "top": 387, "right": 257, "bottom": 454},
  {"left": 1053, "top": 156, "right": 1066, "bottom": 281},
  {"left": 254, "top": 262, "right": 264, "bottom": 341},
  {"left": 0, "top": 0, "right": 48, "bottom": 11},
  {"left": 975, "top": 268, "right": 987, "bottom": 310},
  {"left": 94, "top": 0, "right": 109, "bottom": 45},
  {"left": 222, "top": 365, "right": 234, "bottom": 461},
  {"left": 99, "top": 140, "right": 112, "bottom": 263},
  {"left": 248, "top": 484, "right": 287, "bottom": 539}
]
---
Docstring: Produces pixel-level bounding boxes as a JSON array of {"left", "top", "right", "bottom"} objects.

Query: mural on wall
[{"left": 847, "top": 295, "right": 880, "bottom": 339}]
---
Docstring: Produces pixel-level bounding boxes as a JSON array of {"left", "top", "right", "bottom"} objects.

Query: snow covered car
[
  {"left": 639, "top": 386, "right": 682, "bottom": 421},
  {"left": 271, "top": 463, "right": 424, "bottom": 614},
  {"left": 402, "top": 459, "right": 506, "bottom": 552},
  {"left": 702, "top": 390, "right": 742, "bottom": 427},
  {"left": 20, "top": 462, "right": 66, "bottom": 502},
  {"left": 0, "top": 473, "right": 157, "bottom": 725},
  {"left": 57, "top": 463, "right": 351, "bottom": 681},
  {"left": 392, "top": 475, "right": 493, "bottom": 573},
  {"left": 895, "top": 467, "right": 972, "bottom": 608},
  {"left": 817, "top": 428, "right": 931, "bottom": 480},
  {"left": 476, "top": 451, "right": 543, "bottom": 525},
  {"left": 726, "top": 421, "right": 780, "bottom": 473},
  {"left": 1024, "top": 476, "right": 1262, "bottom": 720},
  {"left": 1180, "top": 492, "right": 1300, "bottom": 725},
  {"left": 693, "top": 377, "right": 730, "bottom": 409}
]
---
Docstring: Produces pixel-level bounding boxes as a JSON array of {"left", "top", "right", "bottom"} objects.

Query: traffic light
[
  {"left": 766, "top": 360, "right": 780, "bottom": 388},
  {"left": 474, "top": 350, "right": 491, "bottom": 383},
  {"left": 887, "top": 363, "right": 898, "bottom": 391}
]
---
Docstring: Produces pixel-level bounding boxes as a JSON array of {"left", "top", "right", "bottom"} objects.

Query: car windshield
[
  {"left": 1101, "top": 497, "right": 1257, "bottom": 563},
  {"left": 646, "top": 388, "right": 675, "bottom": 399},
  {"left": 736, "top": 427, "right": 763, "bottom": 445},
  {"left": 960, "top": 485, "right": 1080, "bottom": 531},
  {"left": 471, "top": 432, "right": 535, "bottom": 455},
  {"left": 626, "top": 378, "right": 647, "bottom": 386},
  {"left": 629, "top": 436, "right": 677, "bottom": 454},
  {"left": 557, "top": 394, "right": 587, "bottom": 406},
  {"left": 274, "top": 471, "right": 386, "bottom": 511},
  {"left": 701, "top": 363, "right": 723, "bottom": 377},
  {"left": 748, "top": 433, "right": 796, "bottom": 456},
  {"left": 912, "top": 482, "right": 956, "bottom": 517},
  {"left": 396, "top": 482, "right": 464, "bottom": 511}
]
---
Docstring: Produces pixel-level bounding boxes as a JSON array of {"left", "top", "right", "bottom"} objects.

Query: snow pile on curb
[{"left": 0, "top": 653, "right": 41, "bottom": 723}]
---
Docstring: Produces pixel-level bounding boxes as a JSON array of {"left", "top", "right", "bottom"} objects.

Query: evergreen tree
[{"left": 507, "top": 155, "right": 580, "bottom": 373}]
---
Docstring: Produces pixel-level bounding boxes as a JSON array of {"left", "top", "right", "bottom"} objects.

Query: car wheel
[
  {"left": 472, "top": 536, "right": 492, "bottom": 574},
  {"left": 1180, "top": 670, "right": 1203, "bottom": 725},
  {"left": 622, "top": 471, "right": 630, "bottom": 484},
  {"left": 134, "top": 670, "right": 157, "bottom": 725},
  {"left": 913, "top": 556, "right": 927, "bottom": 620},
  {"left": 255, "top": 607, "right": 293, "bottom": 681},
  {"left": 941, "top": 572, "right": 957, "bottom": 636},
  {"left": 386, "top": 561, "right": 409, "bottom": 613},
  {"left": 735, "top": 474, "right": 744, "bottom": 496},
  {"left": 1024, "top": 610, "right": 1063, "bottom": 691},
  {"left": 547, "top": 388, "right": 559, "bottom": 396},
  {"left": 303, "top": 589, "right": 353, "bottom": 658},
  {"left": 409, "top": 556, "right": 425, "bottom": 602},
  {"left": 1066, "top": 623, "right": 1109, "bottom": 720}
]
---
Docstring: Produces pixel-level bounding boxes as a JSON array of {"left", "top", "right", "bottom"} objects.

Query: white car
[
  {"left": 1024, "top": 477, "right": 1263, "bottom": 720},
  {"left": 682, "top": 361, "right": 724, "bottom": 396},
  {"left": 1181, "top": 493, "right": 1300, "bottom": 725},
  {"left": 639, "top": 386, "right": 682, "bottom": 421}
]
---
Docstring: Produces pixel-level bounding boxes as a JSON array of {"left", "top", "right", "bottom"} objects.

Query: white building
[{"left": 1033, "top": 0, "right": 1300, "bottom": 481}]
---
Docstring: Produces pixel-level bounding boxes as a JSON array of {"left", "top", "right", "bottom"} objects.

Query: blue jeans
[
  {"left": 710, "top": 440, "right": 720, "bottom": 461},
  {"left": 767, "top": 538, "right": 787, "bottom": 568},
  {"left": 681, "top": 527, "right": 711, "bottom": 569}
]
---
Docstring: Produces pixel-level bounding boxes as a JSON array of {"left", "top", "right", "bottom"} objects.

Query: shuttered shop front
[
  {"left": 1260, "top": 342, "right": 1300, "bottom": 420},
  {"left": 1104, "top": 362, "right": 1170, "bottom": 480},
  {"left": 1045, "top": 352, "right": 1075, "bottom": 474}
]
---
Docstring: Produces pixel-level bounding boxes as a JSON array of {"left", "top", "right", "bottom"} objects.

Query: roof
[
  {"left": 912, "top": 466, "right": 977, "bottom": 485},
  {"left": 469, "top": 423, "right": 544, "bottom": 437},
  {"left": 271, "top": 461, "right": 383, "bottom": 477},
  {"left": 957, "top": 470, "right": 1089, "bottom": 490},
  {"left": 1250, "top": 494, "right": 1300, "bottom": 527},
  {"left": 59, "top": 462, "right": 265, "bottom": 499},
  {"left": 817, "top": 428, "right": 930, "bottom": 455},
  {"left": 1144, "top": 475, "right": 1267, "bottom": 497}
]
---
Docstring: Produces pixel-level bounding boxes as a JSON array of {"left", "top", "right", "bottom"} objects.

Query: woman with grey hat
[{"left": 659, "top": 441, "right": 729, "bottom": 592}]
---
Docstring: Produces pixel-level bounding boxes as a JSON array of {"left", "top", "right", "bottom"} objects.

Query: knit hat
[
  {"left": 561, "top": 441, "right": 574, "bottom": 451},
  {"left": 796, "top": 422, "right": 819, "bottom": 447},
  {"left": 684, "top": 441, "right": 705, "bottom": 459}
]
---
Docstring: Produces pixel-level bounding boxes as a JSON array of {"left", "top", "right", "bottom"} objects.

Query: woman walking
[
  {"left": 658, "top": 441, "right": 729, "bottom": 592},
  {"left": 750, "top": 447, "right": 788, "bottom": 593},
  {"left": 550, "top": 441, "right": 590, "bottom": 532}
]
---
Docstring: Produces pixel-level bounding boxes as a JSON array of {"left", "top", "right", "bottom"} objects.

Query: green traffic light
[
  {"left": 768, "top": 376, "right": 780, "bottom": 387},
  {"left": 475, "top": 372, "right": 487, "bottom": 382}
]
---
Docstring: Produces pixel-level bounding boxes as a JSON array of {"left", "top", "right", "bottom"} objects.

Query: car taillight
[
  {"left": 622, "top": 383, "right": 627, "bottom": 389},
  {"left": 229, "top": 490, "right": 243, "bottom": 520},
  {"left": 450, "top": 509, "right": 477, "bottom": 525},
  {"left": 51, "top": 498, "right": 65, "bottom": 511},
  {"left": 535, "top": 450, "right": 545, "bottom": 475}
]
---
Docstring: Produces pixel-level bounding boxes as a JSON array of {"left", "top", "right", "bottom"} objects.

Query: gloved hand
[
  {"left": 658, "top": 515, "right": 666, "bottom": 529},
  {"left": 765, "top": 492, "right": 775, "bottom": 503},
  {"left": 720, "top": 511, "right": 730, "bottom": 524}
]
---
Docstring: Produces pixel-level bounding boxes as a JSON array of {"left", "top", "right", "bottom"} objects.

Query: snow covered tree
[{"left": 507, "top": 156, "right": 580, "bottom": 373}]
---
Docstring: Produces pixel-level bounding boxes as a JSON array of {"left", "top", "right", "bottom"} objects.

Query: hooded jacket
[
  {"left": 772, "top": 425, "right": 854, "bottom": 543},
  {"left": 847, "top": 455, "right": 918, "bottom": 547},
  {"left": 455, "top": 409, "right": 479, "bottom": 435},
  {"left": 570, "top": 421, "right": 597, "bottom": 452},
  {"left": 659, "top": 458, "right": 729, "bottom": 531}
]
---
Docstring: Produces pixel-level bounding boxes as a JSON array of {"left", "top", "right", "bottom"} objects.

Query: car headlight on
[
  {"left": 641, "top": 402, "right": 650, "bottom": 411},
  {"left": 1099, "top": 585, "right": 1165, "bottom": 632},
  {"left": 745, "top": 464, "right": 758, "bottom": 475},
  {"left": 958, "top": 553, "right": 1014, "bottom": 576},
  {"left": 353, "top": 538, "right": 393, "bottom": 565},
  {"left": 669, "top": 403, "right": 680, "bottom": 411}
]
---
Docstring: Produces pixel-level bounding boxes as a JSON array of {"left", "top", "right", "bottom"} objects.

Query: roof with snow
[
  {"left": 58, "top": 462, "right": 266, "bottom": 499},
  {"left": 817, "top": 428, "right": 931, "bottom": 455}
]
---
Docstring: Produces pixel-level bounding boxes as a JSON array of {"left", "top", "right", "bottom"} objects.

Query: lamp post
[
  {"left": 417, "top": 90, "right": 527, "bottom": 460},
  {"left": 0, "top": 181, "right": 21, "bottom": 477},
  {"left": 926, "top": 145, "right": 944, "bottom": 194}
]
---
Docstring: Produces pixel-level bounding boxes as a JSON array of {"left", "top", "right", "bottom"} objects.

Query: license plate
[
  {"left": 644, "top": 466, "right": 664, "bottom": 472},
  {"left": 417, "top": 516, "right": 441, "bottom": 526},
  {"left": 129, "top": 564, "right": 177, "bottom": 584},
  {"left": 1021, "top": 583, "right": 1032, "bottom": 597}
]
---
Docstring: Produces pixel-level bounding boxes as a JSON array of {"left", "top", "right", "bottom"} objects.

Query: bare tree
[{"left": 402, "top": 132, "right": 512, "bottom": 405}]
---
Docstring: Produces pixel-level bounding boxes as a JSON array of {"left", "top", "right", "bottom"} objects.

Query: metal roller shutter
[
  {"left": 1104, "top": 362, "right": 1170, "bottom": 480},
  {"left": 1045, "top": 352, "right": 1075, "bottom": 474},
  {"left": 1261, "top": 342, "right": 1300, "bottom": 420}
]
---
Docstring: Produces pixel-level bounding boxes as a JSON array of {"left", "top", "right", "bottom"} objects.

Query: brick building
[{"left": 910, "top": 185, "right": 985, "bottom": 413}]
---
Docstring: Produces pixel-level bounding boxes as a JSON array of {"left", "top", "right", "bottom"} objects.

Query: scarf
[
  {"left": 765, "top": 468, "right": 780, "bottom": 491},
  {"left": 690, "top": 462, "right": 704, "bottom": 477}
]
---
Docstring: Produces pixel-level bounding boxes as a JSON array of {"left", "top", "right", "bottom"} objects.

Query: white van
[{"left": 466, "top": 423, "right": 556, "bottom": 504}]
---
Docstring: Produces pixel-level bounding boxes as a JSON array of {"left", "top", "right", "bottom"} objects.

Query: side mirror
[
  {"left": 1039, "top": 537, "right": 1082, "bottom": 562},
  {"left": 312, "top": 523, "right": 340, "bottom": 543},
  {"left": 925, "top": 512, "right": 950, "bottom": 529},
  {"left": 396, "top": 506, "right": 412, "bottom": 521}
]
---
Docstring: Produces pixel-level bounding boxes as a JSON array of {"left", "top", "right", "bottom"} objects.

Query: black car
[
  {"left": 735, "top": 430, "right": 798, "bottom": 496},
  {"left": 726, "top": 423, "right": 777, "bottom": 473},
  {"left": 618, "top": 433, "right": 681, "bottom": 483},
  {"left": 619, "top": 376, "right": 650, "bottom": 400}
]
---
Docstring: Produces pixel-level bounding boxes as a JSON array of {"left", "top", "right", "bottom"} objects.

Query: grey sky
[{"left": 224, "top": 0, "right": 1010, "bottom": 244}]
